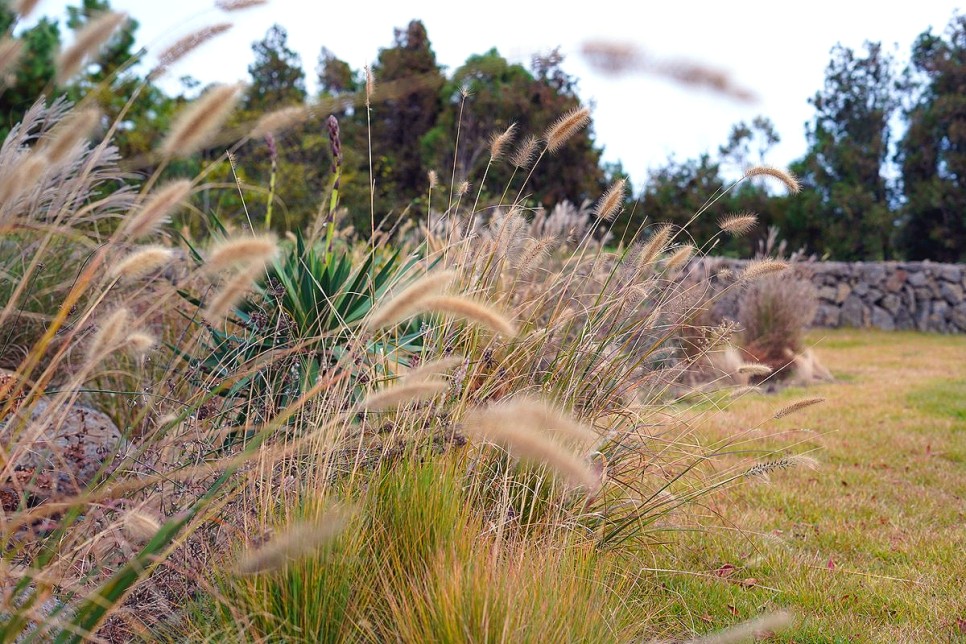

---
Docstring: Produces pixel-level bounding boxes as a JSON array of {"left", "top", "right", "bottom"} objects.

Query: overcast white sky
[{"left": 30, "top": 0, "right": 963, "bottom": 184}]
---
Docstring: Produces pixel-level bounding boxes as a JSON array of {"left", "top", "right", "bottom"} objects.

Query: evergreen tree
[
  {"left": 0, "top": 5, "right": 61, "bottom": 138},
  {"left": 367, "top": 20, "right": 444, "bottom": 224},
  {"left": 245, "top": 24, "right": 306, "bottom": 111},
  {"left": 792, "top": 42, "right": 900, "bottom": 260},
  {"left": 897, "top": 14, "right": 966, "bottom": 261}
]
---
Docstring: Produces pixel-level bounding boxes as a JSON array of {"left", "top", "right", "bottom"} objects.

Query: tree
[
  {"left": 317, "top": 47, "right": 357, "bottom": 97},
  {"left": 367, "top": 20, "right": 445, "bottom": 224},
  {"left": 629, "top": 153, "right": 726, "bottom": 248},
  {"left": 793, "top": 42, "right": 900, "bottom": 260},
  {"left": 0, "top": 5, "right": 61, "bottom": 138},
  {"left": 896, "top": 14, "right": 966, "bottom": 261},
  {"left": 245, "top": 24, "right": 306, "bottom": 111},
  {"left": 718, "top": 116, "right": 780, "bottom": 173}
]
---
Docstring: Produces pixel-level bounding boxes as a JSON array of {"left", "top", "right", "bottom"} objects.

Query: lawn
[{"left": 647, "top": 329, "right": 966, "bottom": 642}]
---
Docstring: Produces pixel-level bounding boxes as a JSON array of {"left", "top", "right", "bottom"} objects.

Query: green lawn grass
[{"left": 647, "top": 329, "right": 966, "bottom": 642}]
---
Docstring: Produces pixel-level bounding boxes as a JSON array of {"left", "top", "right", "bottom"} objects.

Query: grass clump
[{"left": 213, "top": 458, "right": 647, "bottom": 643}]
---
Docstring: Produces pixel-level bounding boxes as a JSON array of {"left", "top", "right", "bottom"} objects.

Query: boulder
[
  {"left": 895, "top": 307, "right": 915, "bottom": 330},
  {"left": 952, "top": 303, "right": 966, "bottom": 332},
  {"left": 940, "top": 281, "right": 964, "bottom": 305},
  {"left": 907, "top": 269, "right": 928, "bottom": 287},
  {"left": 870, "top": 306, "right": 895, "bottom": 331},
  {"left": 841, "top": 295, "right": 867, "bottom": 328},
  {"left": 835, "top": 283, "right": 852, "bottom": 304},
  {"left": 884, "top": 269, "right": 907, "bottom": 292},
  {"left": 1, "top": 397, "right": 124, "bottom": 509},
  {"left": 939, "top": 265, "right": 962, "bottom": 283},
  {"left": 881, "top": 293, "right": 901, "bottom": 315}
]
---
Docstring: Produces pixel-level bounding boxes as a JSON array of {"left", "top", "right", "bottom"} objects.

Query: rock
[
  {"left": 0, "top": 397, "right": 124, "bottom": 508},
  {"left": 853, "top": 281, "right": 869, "bottom": 297},
  {"left": 952, "top": 303, "right": 966, "bottom": 331},
  {"left": 867, "top": 287, "right": 883, "bottom": 302},
  {"left": 895, "top": 307, "right": 915, "bottom": 330},
  {"left": 884, "top": 269, "right": 907, "bottom": 292},
  {"left": 865, "top": 264, "right": 886, "bottom": 284},
  {"left": 814, "top": 304, "right": 841, "bottom": 327},
  {"left": 818, "top": 286, "right": 837, "bottom": 302},
  {"left": 940, "top": 281, "right": 964, "bottom": 305},
  {"left": 881, "top": 293, "right": 901, "bottom": 314},
  {"left": 907, "top": 269, "right": 928, "bottom": 287},
  {"left": 870, "top": 306, "right": 895, "bottom": 331},
  {"left": 939, "top": 265, "right": 962, "bottom": 283},
  {"left": 916, "top": 306, "right": 931, "bottom": 332},
  {"left": 841, "top": 295, "right": 867, "bottom": 327},
  {"left": 903, "top": 285, "right": 917, "bottom": 314},
  {"left": 835, "top": 283, "right": 851, "bottom": 304},
  {"left": 929, "top": 300, "right": 950, "bottom": 332}
]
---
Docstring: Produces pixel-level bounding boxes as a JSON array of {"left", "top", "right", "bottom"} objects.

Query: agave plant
[{"left": 184, "top": 225, "right": 426, "bottom": 435}]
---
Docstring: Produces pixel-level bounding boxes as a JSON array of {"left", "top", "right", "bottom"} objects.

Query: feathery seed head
[
  {"left": 427, "top": 170, "right": 438, "bottom": 189},
  {"left": 0, "top": 39, "right": 24, "bottom": 77},
  {"left": 741, "top": 259, "right": 789, "bottom": 281},
  {"left": 774, "top": 397, "right": 824, "bottom": 419},
  {"left": 489, "top": 123, "right": 516, "bottom": 160},
  {"left": 56, "top": 12, "right": 127, "bottom": 83},
  {"left": 420, "top": 295, "right": 517, "bottom": 337},
  {"left": 152, "top": 23, "right": 232, "bottom": 79},
  {"left": 87, "top": 308, "right": 132, "bottom": 363},
  {"left": 743, "top": 165, "right": 801, "bottom": 193},
  {"left": 13, "top": 0, "right": 41, "bottom": 16},
  {"left": 737, "top": 363, "right": 772, "bottom": 377},
  {"left": 111, "top": 246, "right": 175, "bottom": 280},
  {"left": 161, "top": 83, "right": 242, "bottom": 158},
  {"left": 401, "top": 357, "right": 462, "bottom": 382},
  {"left": 361, "top": 379, "right": 449, "bottom": 411},
  {"left": 204, "top": 264, "right": 266, "bottom": 323},
  {"left": 511, "top": 134, "right": 538, "bottom": 168},
  {"left": 665, "top": 244, "right": 695, "bottom": 270},
  {"left": 251, "top": 104, "right": 310, "bottom": 138},
  {"left": 122, "top": 180, "right": 192, "bottom": 240},
  {"left": 637, "top": 225, "right": 674, "bottom": 271},
  {"left": 593, "top": 178, "right": 626, "bottom": 222},
  {"left": 364, "top": 65, "right": 375, "bottom": 99},
  {"left": 544, "top": 106, "right": 591, "bottom": 153},
  {"left": 206, "top": 234, "right": 278, "bottom": 272},
  {"left": 365, "top": 270, "right": 455, "bottom": 331},
  {"left": 215, "top": 0, "right": 267, "bottom": 10},
  {"left": 40, "top": 108, "right": 100, "bottom": 165},
  {"left": 122, "top": 509, "right": 161, "bottom": 542},
  {"left": 236, "top": 509, "right": 350, "bottom": 575},
  {"left": 124, "top": 331, "right": 157, "bottom": 356},
  {"left": 463, "top": 402, "right": 598, "bottom": 489},
  {"left": 0, "top": 153, "right": 48, "bottom": 204},
  {"left": 718, "top": 212, "right": 758, "bottom": 236}
]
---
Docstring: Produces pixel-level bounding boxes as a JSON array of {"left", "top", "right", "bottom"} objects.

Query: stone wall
[{"left": 696, "top": 259, "right": 966, "bottom": 333}]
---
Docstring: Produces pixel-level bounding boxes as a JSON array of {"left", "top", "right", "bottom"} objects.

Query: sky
[{"left": 28, "top": 0, "right": 963, "bottom": 185}]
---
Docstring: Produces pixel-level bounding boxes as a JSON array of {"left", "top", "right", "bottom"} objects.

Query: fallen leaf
[
  {"left": 827, "top": 558, "right": 837, "bottom": 570},
  {"left": 700, "top": 614, "right": 713, "bottom": 624},
  {"left": 956, "top": 617, "right": 966, "bottom": 633},
  {"left": 741, "top": 577, "right": 758, "bottom": 588},
  {"left": 728, "top": 604, "right": 739, "bottom": 616},
  {"left": 714, "top": 563, "right": 736, "bottom": 578}
]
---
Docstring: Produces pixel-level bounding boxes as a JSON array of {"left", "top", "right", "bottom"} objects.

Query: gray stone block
[
  {"left": 940, "top": 281, "right": 964, "bottom": 305},
  {"left": 841, "top": 295, "right": 867, "bottom": 327},
  {"left": 871, "top": 306, "right": 895, "bottom": 331}
]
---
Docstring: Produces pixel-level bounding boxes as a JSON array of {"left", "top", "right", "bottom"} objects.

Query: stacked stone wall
[{"left": 694, "top": 260, "right": 966, "bottom": 333}]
